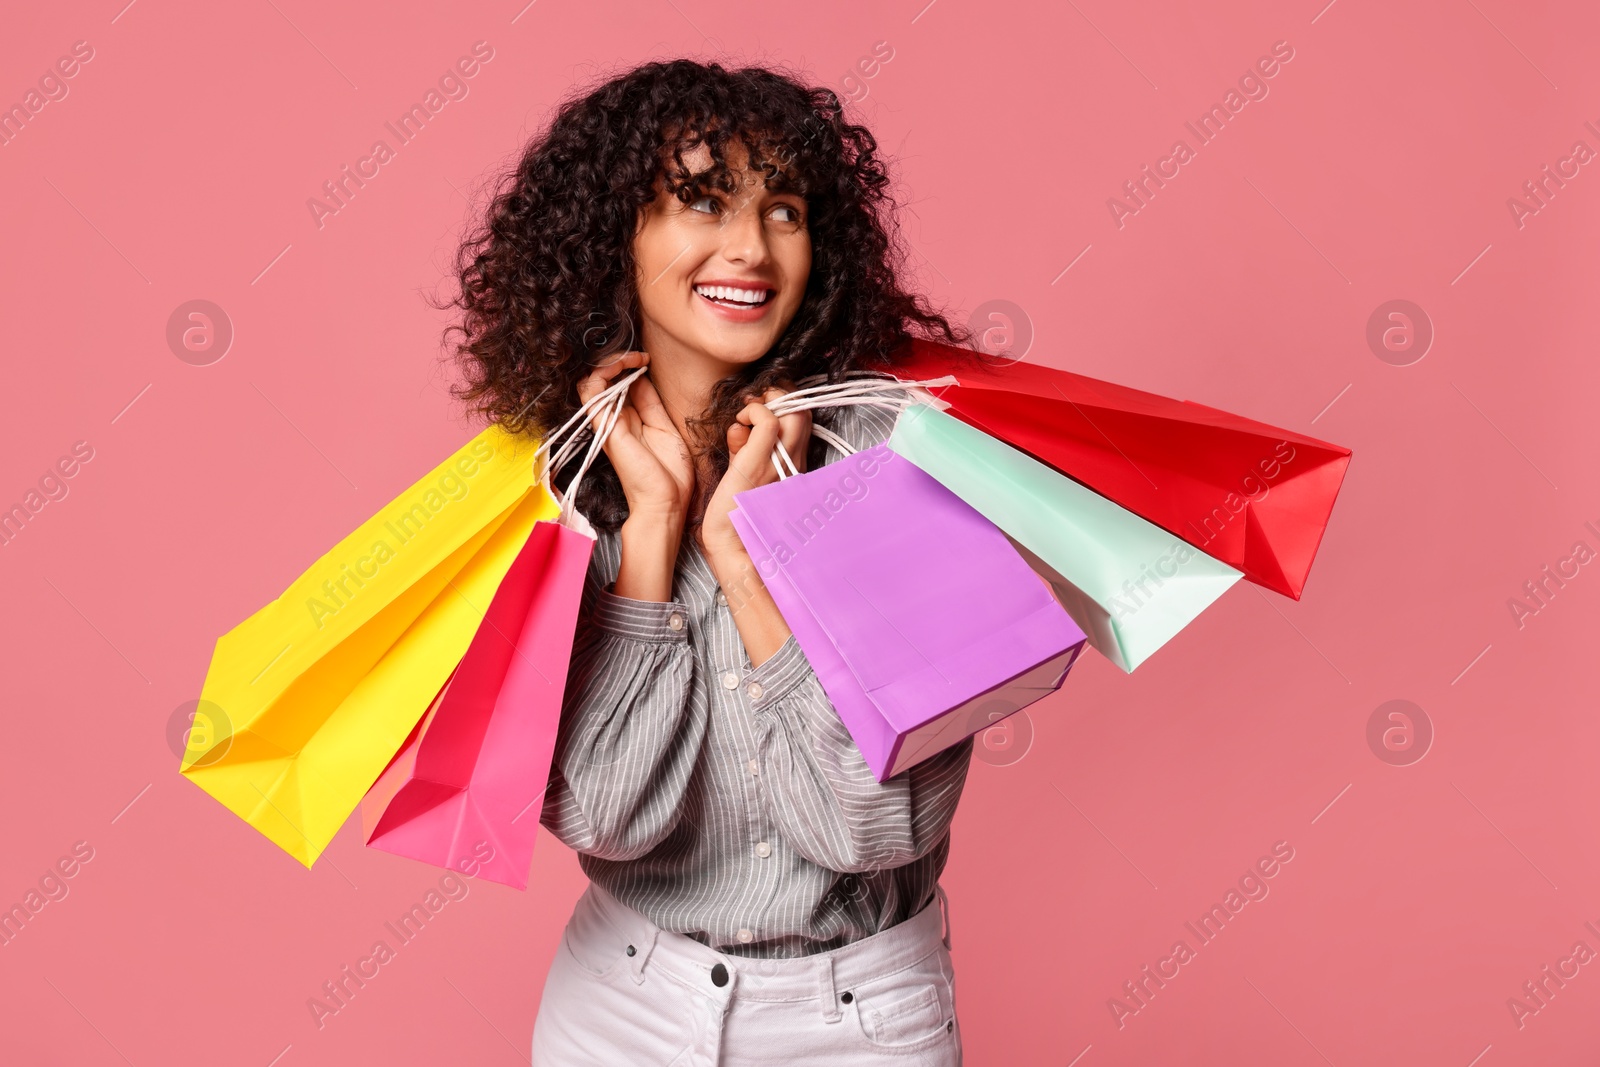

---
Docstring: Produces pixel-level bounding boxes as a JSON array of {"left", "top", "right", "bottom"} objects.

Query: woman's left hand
[{"left": 698, "top": 385, "right": 812, "bottom": 560}]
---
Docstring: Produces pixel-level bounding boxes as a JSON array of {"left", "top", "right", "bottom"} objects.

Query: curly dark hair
[{"left": 441, "top": 57, "right": 990, "bottom": 533}]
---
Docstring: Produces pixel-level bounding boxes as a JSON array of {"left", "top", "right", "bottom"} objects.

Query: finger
[
  {"left": 726, "top": 401, "right": 783, "bottom": 491},
  {"left": 753, "top": 387, "right": 810, "bottom": 472},
  {"left": 594, "top": 348, "right": 648, "bottom": 373},
  {"left": 577, "top": 350, "right": 648, "bottom": 406},
  {"left": 733, "top": 395, "right": 781, "bottom": 434},
  {"left": 590, "top": 405, "right": 651, "bottom": 493},
  {"left": 578, "top": 351, "right": 648, "bottom": 433},
  {"left": 577, "top": 349, "right": 645, "bottom": 398},
  {"left": 629, "top": 374, "right": 676, "bottom": 434},
  {"left": 726, "top": 417, "right": 751, "bottom": 452},
  {"left": 775, "top": 410, "right": 812, "bottom": 472},
  {"left": 777, "top": 416, "right": 810, "bottom": 473}
]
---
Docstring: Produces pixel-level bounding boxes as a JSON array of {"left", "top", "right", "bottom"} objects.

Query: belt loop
[
  {"left": 935, "top": 883, "right": 952, "bottom": 952},
  {"left": 629, "top": 926, "right": 660, "bottom": 985},
  {"left": 816, "top": 953, "right": 842, "bottom": 1022}
]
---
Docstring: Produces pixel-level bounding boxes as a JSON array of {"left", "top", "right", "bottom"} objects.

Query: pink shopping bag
[
  {"left": 359, "top": 516, "right": 592, "bottom": 888},
  {"left": 730, "top": 442, "right": 1088, "bottom": 781},
  {"left": 358, "top": 365, "right": 644, "bottom": 887}
]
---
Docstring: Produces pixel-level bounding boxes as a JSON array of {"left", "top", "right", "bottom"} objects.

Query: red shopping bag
[
  {"left": 872, "top": 339, "right": 1352, "bottom": 599},
  {"left": 360, "top": 516, "right": 593, "bottom": 888}
]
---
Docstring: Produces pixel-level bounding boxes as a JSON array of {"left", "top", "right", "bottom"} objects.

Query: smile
[{"left": 693, "top": 283, "right": 774, "bottom": 308}]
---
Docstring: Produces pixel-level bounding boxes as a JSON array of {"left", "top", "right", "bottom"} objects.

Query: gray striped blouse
[{"left": 538, "top": 398, "right": 976, "bottom": 958}]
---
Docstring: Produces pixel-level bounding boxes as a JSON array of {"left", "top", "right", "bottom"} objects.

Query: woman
[{"left": 445, "top": 57, "right": 995, "bottom": 1065}]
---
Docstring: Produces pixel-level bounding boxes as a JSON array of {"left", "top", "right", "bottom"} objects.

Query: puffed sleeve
[
  {"left": 744, "top": 633, "right": 975, "bottom": 874},
  {"left": 539, "top": 565, "right": 705, "bottom": 861}
]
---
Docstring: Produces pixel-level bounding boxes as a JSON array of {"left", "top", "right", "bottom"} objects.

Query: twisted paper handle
[
  {"left": 756, "top": 372, "right": 958, "bottom": 480},
  {"left": 530, "top": 365, "right": 648, "bottom": 522}
]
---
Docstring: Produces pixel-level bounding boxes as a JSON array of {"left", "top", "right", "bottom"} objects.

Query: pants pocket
[
  {"left": 533, "top": 919, "right": 688, "bottom": 1065},
  {"left": 559, "top": 889, "right": 630, "bottom": 983},
  {"left": 560, "top": 925, "right": 627, "bottom": 984},
  {"left": 847, "top": 947, "right": 958, "bottom": 1055}
]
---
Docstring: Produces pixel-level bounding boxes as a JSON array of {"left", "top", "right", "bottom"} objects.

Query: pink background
[{"left": 3, "top": 0, "right": 1597, "bottom": 1063}]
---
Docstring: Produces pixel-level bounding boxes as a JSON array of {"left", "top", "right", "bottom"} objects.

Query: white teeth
[{"left": 696, "top": 284, "right": 768, "bottom": 305}]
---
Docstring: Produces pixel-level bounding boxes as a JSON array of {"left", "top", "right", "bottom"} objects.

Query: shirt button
[
  {"left": 755, "top": 841, "right": 771, "bottom": 858},
  {"left": 747, "top": 758, "right": 760, "bottom": 776},
  {"left": 716, "top": 590, "right": 728, "bottom": 606},
  {"left": 721, "top": 670, "right": 740, "bottom": 690},
  {"left": 737, "top": 928, "right": 754, "bottom": 943},
  {"left": 747, "top": 681, "right": 764, "bottom": 700},
  {"left": 667, "top": 612, "right": 684, "bottom": 631}
]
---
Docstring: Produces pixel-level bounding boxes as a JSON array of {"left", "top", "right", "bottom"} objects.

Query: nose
[{"left": 718, "top": 194, "right": 771, "bottom": 266}]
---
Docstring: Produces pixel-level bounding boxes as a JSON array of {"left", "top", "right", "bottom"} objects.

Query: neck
[{"left": 636, "top": 320, "right": 744, "bottom": 456}]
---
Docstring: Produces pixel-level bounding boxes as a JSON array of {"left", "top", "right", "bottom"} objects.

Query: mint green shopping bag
[{"left": 887, "top": 402, "right": 1243, "bottom": 671}]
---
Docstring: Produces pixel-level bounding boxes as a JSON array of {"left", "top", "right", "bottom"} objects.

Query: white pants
[{"left": 531, "top": 880, "right": 963, "bottom": 1065}]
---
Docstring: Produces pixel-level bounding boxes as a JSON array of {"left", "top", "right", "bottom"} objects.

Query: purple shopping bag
[{"left": 729, "top": 442, "right": 1088, "bottom": 781}]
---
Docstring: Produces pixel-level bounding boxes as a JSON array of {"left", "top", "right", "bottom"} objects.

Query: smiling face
[{"left": 631, "top": 136, "right": 812, "bottom": 377}]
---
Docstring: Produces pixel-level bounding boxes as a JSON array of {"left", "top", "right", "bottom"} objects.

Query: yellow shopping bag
[{"left": 181, "top": 425, "right": 558, "bottom": 866}]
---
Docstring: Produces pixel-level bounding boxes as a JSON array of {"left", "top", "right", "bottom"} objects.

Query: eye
[
  {"left": 769, "top": 203, "right": 803, "bottom": 225},
  {"left": 689, "top": 194, "right": 721, "bottom": 215}
]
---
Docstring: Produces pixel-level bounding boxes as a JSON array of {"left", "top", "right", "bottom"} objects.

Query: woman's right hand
[{"left": 576, "top": 350, "right": 694, "bottom": 522}]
